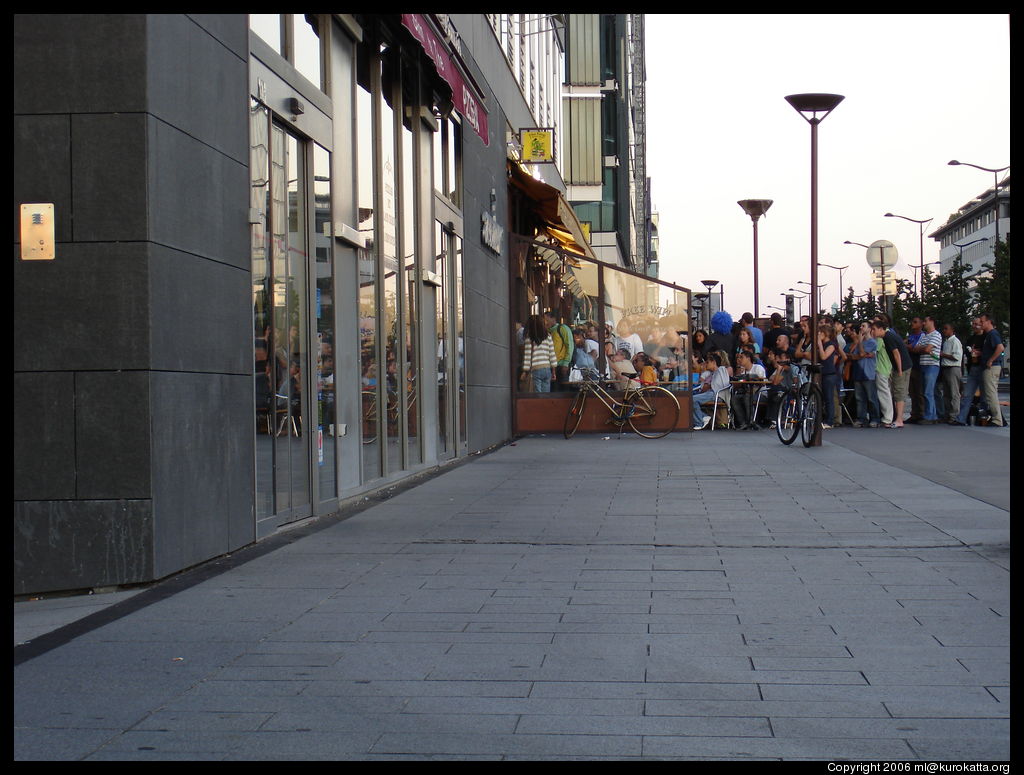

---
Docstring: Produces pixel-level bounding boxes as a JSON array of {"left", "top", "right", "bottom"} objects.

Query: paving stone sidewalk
[{"left": 14, "top": 430, "right": 1010, "bottom": 761}]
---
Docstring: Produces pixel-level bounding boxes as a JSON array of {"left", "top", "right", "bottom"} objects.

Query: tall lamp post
[
  {"left": 737, "top": 199, "right": 773, "bottom": 317},
  {"left": 884, "top": 212, "right": 933, "bottom": 296},
  {"left": 786, "top": 93, "right": 843, "bottom": 447},
  {"left": 786, "top": 288, "right": 810, "bottom": 320},
  {"left": 948, "top": 160, "right": 1010, "bottom": 248},
  {"left": 908, "top": 260, "right": 941, "bottom": 301},
  {"left": 700, "top": 280, "right": 721, "bottom": 322},
  {"left": 796, "top": 280, "right": 827, "bottom": 315},
  {"left": 819, "top": 263, "right": 848, "bottom": 310}
]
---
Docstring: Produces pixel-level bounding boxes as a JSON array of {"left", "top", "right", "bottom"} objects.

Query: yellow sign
[
  {"left": 521, "top": 129, "right": 554, "bottom": 163},
  {"left": 20, "top": 203, "right": 55, "bottom": 260}
]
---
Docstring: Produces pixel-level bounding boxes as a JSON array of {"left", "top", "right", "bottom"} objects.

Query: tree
[{"left": 972, "top": 235, "right": 1011, "bottom": 340}]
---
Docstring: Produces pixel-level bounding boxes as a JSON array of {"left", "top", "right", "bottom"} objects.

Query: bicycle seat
[
  {"left": 804, "top": 363, "right": 822, "bottom": 374},
  {"left": 622, "top": 372, "right": 638, "bottom": 379}
]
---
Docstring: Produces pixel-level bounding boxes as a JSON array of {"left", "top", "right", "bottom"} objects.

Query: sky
[{"left": 645, "top": 13, "right": 1010, "bottom": 320}]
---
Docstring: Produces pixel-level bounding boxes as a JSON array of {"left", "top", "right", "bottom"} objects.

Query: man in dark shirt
[
  {"left": 954, "top": 313, "right": 1005, "bottom": 426},
  {"left": 874, "top": 314, "right": 912, "bottom": 428},
  {"left": 764, "top": 313, "right": 792, "bottom": 354}
]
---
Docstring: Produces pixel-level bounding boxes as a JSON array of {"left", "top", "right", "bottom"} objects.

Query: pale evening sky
[{"left": 645, "top": 13, "right": 1010, "bottom": 320}]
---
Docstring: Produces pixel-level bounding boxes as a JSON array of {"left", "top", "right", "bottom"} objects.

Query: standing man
[
  {"left": 904, "top": 316, "right": 925, "bottom": 424},
  {"left": 952, "top": 317, "right": 985, "bottom": 425},
  {"left": 849, "top": 321, "right": 881, "bottom": 427},
  {"left": 763, "top": 313, "right": 791, "bottom": 354},
  {"left": 875, "top": 314, "right": 912, "bottom": 428},
  {"left": 870, "top": 320, "right": 894, "bottom": 426},
  {"left": 917, "top": 316, "right": 943, "bottom": 424},
  {"left": 544, "top": 309, "right": 575, "bottom": 392},
  {"left": 938, "top": 322, "right": 963, "bottom": 422},
  {"left": 978, "top": 313, "right": 1006, "bottom": 427}
]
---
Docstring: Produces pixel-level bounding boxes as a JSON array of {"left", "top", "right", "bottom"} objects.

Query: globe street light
[
  {"left": 737, "top": 199, "right": 773, "bottom": 317},
  {"left": 786, "top": 93, "right": 843, "bottom": 448},
  {"left": 884, "top": 212, "right": 933, "bottom": 296},
  {"left": 948, "top": 160, "right": 1010, "bottom": 248}
]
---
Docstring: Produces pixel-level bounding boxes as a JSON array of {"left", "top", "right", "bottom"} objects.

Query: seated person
[
  {"left": 631, "top": 351, "right": 660, "bottom": 385},
  {"left": 764, "top": 335, "right": 802, "bottom": 427},
  {"left": 692, "top": 351, "right": 730, "bottom": 430},
  {"left": 608, "top": 347, "right": 638, "bottom": 389},
  {"left": 730, "top": 350, "right": 767, "bottom": 428}
]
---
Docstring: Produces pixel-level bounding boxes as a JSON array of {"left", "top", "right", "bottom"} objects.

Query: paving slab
[{"left": 14, "top": 429, "right": 1009, "bottom": 761}]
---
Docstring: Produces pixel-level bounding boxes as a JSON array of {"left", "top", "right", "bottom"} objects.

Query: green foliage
[{"left": 972, "top": 235, "right": 1011, "bottom": 339}]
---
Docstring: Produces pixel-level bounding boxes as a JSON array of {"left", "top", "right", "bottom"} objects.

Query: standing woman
[
  {"left": 520, "top": 314, "right": 558, "bottom": 392},
  {"left": 817, "top": 325, "right": 840, "bottom": 429}
]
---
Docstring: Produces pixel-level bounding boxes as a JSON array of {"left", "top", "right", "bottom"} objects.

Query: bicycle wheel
[
  {"left": 800, "top": 383, "right": 822, "bottom": 448},
  {"left": 627, "top": 386, "right": 680, "bottom": 439},
  {"left": 563, "top": 388, "right": 588, "bottom": 439},
  {"left": 775, "top": 389, "right": 800, "bottom": 445}
]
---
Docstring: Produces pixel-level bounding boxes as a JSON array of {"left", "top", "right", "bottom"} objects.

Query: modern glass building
[{"left": 14, "top": 13, "right": 684, "bottom": 596}]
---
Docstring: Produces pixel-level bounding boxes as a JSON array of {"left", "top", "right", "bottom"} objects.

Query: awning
[
  {"left": 508, "top": 162, "right": 596, "bottom": 261},
  {"left": 401, "top": 14, "right": 489, "bottom": 146}
]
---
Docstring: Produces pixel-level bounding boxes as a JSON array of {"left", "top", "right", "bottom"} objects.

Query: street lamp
[
  {"left": 737, "top": 199, "right": 773, "bottom": 317},
  {"left": 700, "top": 279, "right": 722, "bottom": 321},
  {"left": 908, "top": 260, "right": 941, "bottom": 301},
  {"left": 948, "top": 160, "right": 1010, "bottom": 249},
  {"left": 786, "top": 93, "right": 843, "bottom": 447},
  {"left": 796, "top": 280, "right": 827, "bottom": 314},
  {"left": 693, "top": 293, "right": 709, "bottom": 331},
  {"left": 819, "top": 263, "right": 848, "bottom": 310},
  {"left": 786, "top": 288, "right": 810, "bottom": 319},
  {"left": 884, "top": 212, "right": 933, "bottom": 296}
]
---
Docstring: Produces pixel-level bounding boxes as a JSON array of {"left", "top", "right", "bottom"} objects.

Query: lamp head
[{"left": 785, "top": 93, "right": 844, "bottom": 123}]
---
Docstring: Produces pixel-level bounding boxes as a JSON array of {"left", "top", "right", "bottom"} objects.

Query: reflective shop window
[{"left": 511, "top": 236, "right": 690, "bottom": 395}]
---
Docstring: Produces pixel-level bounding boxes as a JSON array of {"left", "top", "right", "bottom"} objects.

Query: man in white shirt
[
  {"left": 730, "top": 350, "right": 766, "bottom": 428},
  {"left": 938, "top": 322, "right": 964, "bottom": 422}
]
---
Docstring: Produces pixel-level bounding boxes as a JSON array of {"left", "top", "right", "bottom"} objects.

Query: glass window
[
  {"left": 402, "top": 103, "right": 421, "bottom": 466},
  {"left": 313, "top": 144, "right": 336, "bottom": 500},
  {"left": 293, "top": 14, "right": 323, "bottom": 90},
  {"left": 380, "top": 48, "right": 401, "bottom": 476},
  {"left": 250, "top": 14, "right": 283, "bottom": 54},
  {"left": 356, "top": 70, "right": 380, "bottom": 481}
]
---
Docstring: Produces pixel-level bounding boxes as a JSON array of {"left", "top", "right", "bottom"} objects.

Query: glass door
[
  {"left": 251, "top": 101, "right": 312, "bottom": 533},
  {"left": 434, "top": 221, "right": 466, "bottom": 459}
]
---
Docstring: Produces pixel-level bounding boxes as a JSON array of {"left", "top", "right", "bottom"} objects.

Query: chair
[
  {"left": 839, "top": 387, "right": 856, "bottom": 425},
  {"left": 710, "top": 385, "right": 733, "bottom": 430}
]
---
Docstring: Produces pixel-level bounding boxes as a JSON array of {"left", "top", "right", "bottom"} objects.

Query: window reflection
[{"left": 511, "top": 234, "right": 690, "bottom": 394}]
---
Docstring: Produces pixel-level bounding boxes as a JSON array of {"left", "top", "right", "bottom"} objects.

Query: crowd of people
[
  {"left": 689, "top": 309, "right": 1007, "bottom": 431},
  {"left": 518, "top": 306, "right": 1007, "bottom": 433}
]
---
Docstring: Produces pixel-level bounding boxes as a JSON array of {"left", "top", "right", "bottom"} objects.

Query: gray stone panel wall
[{"left": 14, "top": 13, "right": 253, "bottom": 595}]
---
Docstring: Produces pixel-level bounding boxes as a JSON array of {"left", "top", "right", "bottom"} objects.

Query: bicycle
[
  {"left": 774, "top": 362, "right": 823, "bottom": 447},
  {"left": 563, "top": 368, "right": 680, "bottom": 439}
]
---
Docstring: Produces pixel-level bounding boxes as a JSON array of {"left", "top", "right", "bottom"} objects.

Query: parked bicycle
[
  {"left": 775, "top": 362, "right": 823, "bottom": 448},
  {"left": 564, "top": 368, "right": 680, "bottom": 439}
]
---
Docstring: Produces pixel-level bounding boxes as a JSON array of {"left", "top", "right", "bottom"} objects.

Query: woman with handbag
[{"left": 520, "top": 314, "right": 558, "bottom": 392}]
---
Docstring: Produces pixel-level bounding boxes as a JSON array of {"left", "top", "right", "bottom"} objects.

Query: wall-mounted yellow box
[{"left": 20, "top": 204, "right": 55, "bottom": 260}]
